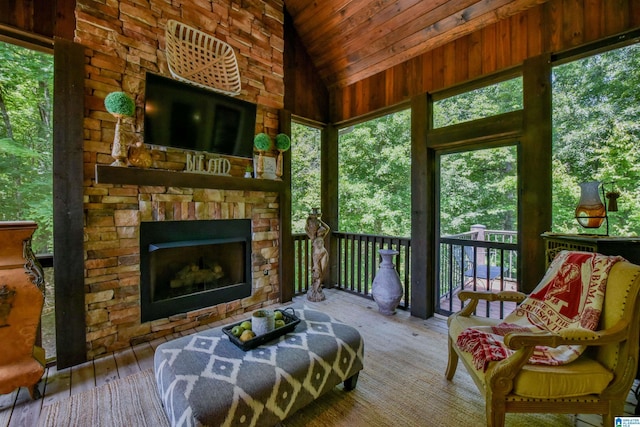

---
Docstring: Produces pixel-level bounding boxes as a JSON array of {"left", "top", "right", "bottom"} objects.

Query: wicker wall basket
[{"left": 165, "top": 20, "right": 241, "bottom": 96}]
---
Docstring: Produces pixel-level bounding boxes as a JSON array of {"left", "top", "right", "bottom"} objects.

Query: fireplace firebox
[{"left": 140, "top": 219, "right": 252, "bottom": 322}]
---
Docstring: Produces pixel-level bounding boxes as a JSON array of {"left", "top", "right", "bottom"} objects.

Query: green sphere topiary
[
  {"left": 275, "top": 133, "right": 291, "bottom": 151},
  {"left": 254, "top": 133, "right": 272, "bottom": 151},
  {"left": 104, "top": 91, "right": 135, "bottom": 117}
]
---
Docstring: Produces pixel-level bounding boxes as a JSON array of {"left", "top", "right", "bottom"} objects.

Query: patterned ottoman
[{"left": 154, "top": 307, "right": 364, "bottom": 427}]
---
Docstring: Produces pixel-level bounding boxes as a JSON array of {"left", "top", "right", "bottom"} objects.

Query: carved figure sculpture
[{"left": 305, "top": 209, "right": 329, "bottom": 302}]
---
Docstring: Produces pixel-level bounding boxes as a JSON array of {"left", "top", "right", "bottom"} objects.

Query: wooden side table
[{"left": 542, "top": 232, "right": 640, "bottom": 266}]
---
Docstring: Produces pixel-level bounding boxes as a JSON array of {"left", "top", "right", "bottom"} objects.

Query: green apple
[
  {"left": 240, "top": 320, "right": 252, "bottom": 331},
  {"left": 231, "top": 325, "right": 243, "bottom": 337},
  {"left": 275, "top": 319, "right": 285, "bottom": 329},
  {"left": 274, "top": 311, "right": 284, "bottom": 321}
]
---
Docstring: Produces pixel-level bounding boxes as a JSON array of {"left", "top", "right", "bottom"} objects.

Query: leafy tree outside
[
  {"left": 433, "top": 77, "right": 523, "bottom": 129},
  {"left": 291, "top": 122, "right": 322, "bottom": 233},
  {"left": 337, "top": 110, "right": 411, "bottom": 237},
  {"left": 0, "top": 41, "right": 54, "bottom": 253},
  {"left": 0, "top": 40, "right": 56, "bottom": 361},
  {"left": 439, "top": 146, "right": 517, "bottom": 237}
]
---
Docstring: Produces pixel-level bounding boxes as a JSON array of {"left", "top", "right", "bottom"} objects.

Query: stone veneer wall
[{"left": 77, "top": 0, "right": 285, "bottom": 358}]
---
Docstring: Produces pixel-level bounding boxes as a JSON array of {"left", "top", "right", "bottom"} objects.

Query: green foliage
[
  {"left": 253, "top": 132, "right": 272, "bottom": 151},
  {"left": 291, "top": 123, "right": 321, "bottom": 233},
  {"left": 0, "top": 137, "right": 39, "bottom": 157},
  {"left": 440, "top": 146, "right": 517, "bottom": 236},
  {"left": 104, "top": 91, "right": 135, "bottom": 116},
  {"left": 433, "top": 77, "right": 523, "bottom": 128},
  {"left": 275, "top": 133, "right": 291, "bottom": 151},
  {"left": 0, "top": 41, "right": 54, "bottom": 253},
  {"left": 338, "top": 110, "right": 411, "bottom": 237}
]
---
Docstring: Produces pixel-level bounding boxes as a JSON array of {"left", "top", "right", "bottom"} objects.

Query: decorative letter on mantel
[{"left": 185, "top": 153, "right": 231, "bottom": 176}]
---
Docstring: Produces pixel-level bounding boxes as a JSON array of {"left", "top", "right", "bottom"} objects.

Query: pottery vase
[
  {"left": 371, "top": 249, "right": 403, "bottom": 315},
  {"left": 0, "top": 221, "right": 45, "bottom": 328},
  {"left": 252, "top": 309, "right": 275, "bottom": 336}
]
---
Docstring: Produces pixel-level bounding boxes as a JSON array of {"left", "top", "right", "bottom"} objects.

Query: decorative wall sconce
[{"left": 575, "top": 181, "right": 621, "bottom": 235}]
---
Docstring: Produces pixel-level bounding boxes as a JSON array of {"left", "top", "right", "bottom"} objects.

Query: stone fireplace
[
  {"left": 140, "top": 219, "right": 252, "bottom": 322},
  {"left": 77, "top": 0, "right": 286, "bottom": 361},
  {"left": 84, "top": 171, "right": 282, "bottom": 359}
]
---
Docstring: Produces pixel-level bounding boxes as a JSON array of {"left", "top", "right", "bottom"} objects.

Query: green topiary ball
[
  {"left": 104, "top": 91, "right": 135, "bottom": 117},
  {"left": 254, "top": 133, "right": 272, "bottom": 151},
  {"left": 275, "top": 133, "right": 291, "bottom": 151}
]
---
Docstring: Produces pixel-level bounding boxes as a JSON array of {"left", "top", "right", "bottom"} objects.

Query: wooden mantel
[{"left": 95, "top": 165, "right": 285, "bottom": 192}]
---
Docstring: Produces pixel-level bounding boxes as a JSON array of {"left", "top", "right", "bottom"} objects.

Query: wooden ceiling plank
[
  {"left": 285, "top": 0, "right": 356, "bottom": 40},
  {"left": 311, "top": 0, "right": 476, "bottom": 71},
  {"left": 582, "top": 0, "right": 603, "bottom": 42},
  {"left": 303, "top": 0, "right": 428, "bottom": 48},
  {"left": 482, "top": 23, "right": 498, "bottom": 75},
  {"left": 329, "top": 0, "right": 549, "bottom": 88},
  {"left": 495, "top": 16, "right": 512, "bottom": 69},
  {"left": 510, "top": 13, "right": 528, "bottom": 65},
  {"left": 322, "top": 0, "right": 516, "bottom": 83},
  {"left": 526, "top": 1, "right": 544, "bottom": 55}
]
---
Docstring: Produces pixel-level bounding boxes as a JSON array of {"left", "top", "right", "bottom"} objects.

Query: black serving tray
[{"left": 222, "top": 307, "right": 300, "bottom": 351}]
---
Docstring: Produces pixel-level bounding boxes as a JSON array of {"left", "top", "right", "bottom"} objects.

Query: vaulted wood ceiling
[{"left": 284, "top": 0, "right": 550, "bottom": 88}]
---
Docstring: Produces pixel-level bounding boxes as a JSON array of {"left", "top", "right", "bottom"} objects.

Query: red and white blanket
[{"left": 456, "top": 251, "right": 624, "bottom": 371}]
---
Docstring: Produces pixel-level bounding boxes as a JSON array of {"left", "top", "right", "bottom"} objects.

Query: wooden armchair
[{"left": 445, "top": 257, "right": 640, "bottom": 427}]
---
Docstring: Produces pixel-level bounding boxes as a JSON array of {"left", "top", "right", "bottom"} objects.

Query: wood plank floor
[{"left": 0, "top": 289, "right": 638, "bottom": 426}]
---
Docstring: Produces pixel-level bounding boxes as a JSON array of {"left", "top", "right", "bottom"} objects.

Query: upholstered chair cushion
[{"left": 448, "top": 314, "right": 614, "bottom": 398}]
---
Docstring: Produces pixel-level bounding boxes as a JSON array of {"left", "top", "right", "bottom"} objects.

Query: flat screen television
[{"left": 143, "top": 72, "right": 257, "bottom": 159}]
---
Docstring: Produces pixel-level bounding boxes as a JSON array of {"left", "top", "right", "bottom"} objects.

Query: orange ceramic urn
[{"left": 0, "top": 221, "right": 46, "bottom": 398}]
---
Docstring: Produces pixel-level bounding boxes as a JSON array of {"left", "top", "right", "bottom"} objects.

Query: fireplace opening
[{"left": 140, "top": 219, "right": 251, "bottom": 322}]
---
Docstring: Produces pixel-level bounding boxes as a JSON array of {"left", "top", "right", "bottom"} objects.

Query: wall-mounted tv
[{"left": 143, "top": 72, "right": 257, "bottom": 159}]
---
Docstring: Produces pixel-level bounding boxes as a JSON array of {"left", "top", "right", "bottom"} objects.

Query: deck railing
[
  {"left": 293, "top": 226, "right": 518, "bottom": 318},
  {"left": 293, "top": 232, "right": 411, "bottom": 310},
  {"left": 437, "top": 228, "right": 518, "bottom": 318}
]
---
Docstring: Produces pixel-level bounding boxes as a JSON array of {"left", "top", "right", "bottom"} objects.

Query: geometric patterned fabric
[{"left": 154, "top": 306, "right": 364, "bottom": 427}]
